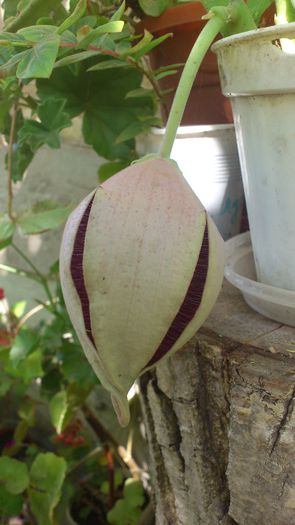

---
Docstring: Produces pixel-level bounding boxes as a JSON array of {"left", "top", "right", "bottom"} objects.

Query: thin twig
[
  {"left": 15, "top": 303, "right": 45, "bottom": 333},
  {"left": 7, "top": 103, "right": 18, "bottom": 221},
  {"left": 11, "top": 243, "right": 55, "bottom": 308}
]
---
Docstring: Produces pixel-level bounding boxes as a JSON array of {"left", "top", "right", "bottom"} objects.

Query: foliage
[
  {"left": 0, "top": 280, "right": 148, "bottom": 524},
  {"left": 0, "top": 2, "right": 158, "bottom": 523}
]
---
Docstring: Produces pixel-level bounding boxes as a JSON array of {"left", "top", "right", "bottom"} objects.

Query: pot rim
[
  {"left": 212, "top": 22, "right": 295, "bottom": 52},
  {"left": 150, "top": 123, "right": 234, "bottom": 138}
]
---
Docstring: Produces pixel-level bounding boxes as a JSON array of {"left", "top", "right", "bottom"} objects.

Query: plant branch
[
  {"left": 7, "top": 103, "right": 18, "bottom": 221},
  {"left": 11, "top": 242, "right": 56, "bottom": 308},
  {"left": 0, "top": 262, "right": 41, "bottom": 281}
]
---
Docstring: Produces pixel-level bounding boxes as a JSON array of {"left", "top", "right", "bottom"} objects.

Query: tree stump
[{"left": 140, "top": 281, "right": 295, "bottom": 525}]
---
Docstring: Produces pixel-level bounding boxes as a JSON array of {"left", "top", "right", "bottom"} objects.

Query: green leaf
[
  {"left": 0, "top": 486, "right": 23, "bottom": 518},
  {"left": 60, "top": 343, "right": 96, "bottom": 386},
  {"left": 49, "top": 390, "right": 68, "bottom": 434},
  {"left": 18, "top": 25, "right": 58, "bottom": 41},
  {"left": 98, "top": 160, "right": 129, "bottom": 182},
  {"left": 16, "top": 33, "right": 60, "bottom": 78},
  {"left": 10, "top": 327, "right": 39, "bottom": 367},
  {"left": 138, "top": 0, "right": 171, "bottom": 16},
  {"left": 12, "top": 349, "right": 44, "bottom": 383},
  {"left": 54, "top": 49, "right": 99, "bottom": 68},
  {"left": 111, "top": 1, "right": 126, "bottom": 21},
  {"left": 125, "top": 87, "right": 155, "bottom": 99},
  {"left": 3, "top": 0, "right": 62, "bottom": 33},
  {"left": 18, "top": 97, "right": 72, "bottom": 151},
  {"left": 0, "top": 371, "right": 12, "bottom": 397},
  {"left": 87, "top": 58, "right": 128, "bottom": 71},
  {"left": 121, "top": 30, "right": 153, "bottom": 57},
  {"left": 78, "top": 20, "right": 124, "bottom": 48},
  {"left": 0, "top": 50, "right": 29, "bottom": 79},
  {"left": 18, "top": 201, "right": 73, "bottom": 235},
  {"left": 124, "top": 479, "right": 145, "bottom": 507},
  {"left": 0, "top": 216, "right": 16, "bottom": 249},
  {"left": 11, "top": 300, "right": 27, "bottom": 318},
  {"left": 0, "top": 457, "right": 29, "bottom": 494},
  {"left": 29, "top": 453, "right": 67, "bottom": 525},
  {"left": 107, "top": 479, "right": 145, "bottom": 525},
  {"left": 130, "top": 33, "right": 172, "bottom": 61},
  {"left": 5, "top": 141, "right": 35, "bottom": 182},
  {"left": 247, "top": 0, "right": 274, "bottom": 23},
  {"left": 57, "top": 0, "right": 87, "bottom": 35}
]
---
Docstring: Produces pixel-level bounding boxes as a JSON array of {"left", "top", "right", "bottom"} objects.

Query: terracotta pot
[
  {"left": 139, "top": 2, "right": 233, "bottom": 125},
  {"left": 139, "top": 2, "right": 276, "bottom": 126}
]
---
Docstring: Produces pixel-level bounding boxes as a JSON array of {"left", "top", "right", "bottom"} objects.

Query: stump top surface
[{"left": 203, "top": 280, "right": 295, "bottom": 354}]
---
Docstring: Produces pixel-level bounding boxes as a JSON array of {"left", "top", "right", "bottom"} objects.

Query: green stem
[
  {"left": 0, "top": 262, "right": 40, "bottom": 282},
  {"left": 11, "top": 243, "right": 55, "bottom": 308},
  {"left": 160, "top": 14, "right": 224, "bottom": 159}
]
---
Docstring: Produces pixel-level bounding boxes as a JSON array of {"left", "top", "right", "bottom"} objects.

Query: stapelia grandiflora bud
[{"left": 60, "top": 158, "right": 224, "bottom": 426}]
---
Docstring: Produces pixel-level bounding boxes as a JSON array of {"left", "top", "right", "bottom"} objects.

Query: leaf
[
  {"left": 0, "top": 457, "right": 29, "bottom": 494},
  {"left": 0, "top": 487, "right": 23, "bottom": 518},
  {"left": 57, "top": 0, "right": 87, "bottom": 35},
  {"left": 111, "top": 1, "right": 126, "bottom": 21},
  {"left": 87, "top": 58, "right": 128, "bottom": 71},
  {"left": 10, "top": 327, "right": 39, "bottom": 367},
  {"left": 49, "top": 390, "right": 68, "bottom": 434},
  {"left": 0, "top": 371, "right": 12, "bottom": 397},
  {"left": 5, "top": 141, "right": 35, "bottom": 182},
  {"left": 18, "top": 25, "right": 58, "bottom": 41},
  {"left": 124, "top": 479, "right": 145, "bottom": 507},
  {"left": 9, "top": 349, "right": 44, "bottom": 383},
  {"left": 138, "top": 0, "right": 171, "bottom": 16},
  {"left": 16, "top": 33, "right": 60, "bottom": 78},
  {"left": 29, "top": 453, "right": 67, "bottom": 525},
  {"left": 0, "top": 50, "right": 29, "bottom": 78},
  {"left": 98, "top": 160, "right": 129, "bottom": 182},
  {"left": 121, "top": 29, "right": 153, "bottom": 57},
  {"left": 3, "top": 0, "right": 62, "bottom": 33},
  {"left": 155, "top": 69, "right": 179, "bottom": 80},
  {"left": 78, "top": 20, "right": 124, "bottom": 48},
  {"left": 125, "top": 87, "right": 154, "bottom": 99},
  {"left": 130, "top": 33, "right": 172, "bottom": 61},
  {"left": 18, "top": 97, "right": 72, "bottom": 151},
  {"left": 60, "top": 343, "right": 96, "bottom": 385},
  {"left": 0, "top": 216, "right": 16, "bottom": 249},
  {"left": 107, "top": 479, "right": 145, "bottom": 525},
  {"left": 18, "top": 202, "right": 73, "bottom": 234},
  {"left": 54, "top": 49, "right": 99, "bottom": 68}
]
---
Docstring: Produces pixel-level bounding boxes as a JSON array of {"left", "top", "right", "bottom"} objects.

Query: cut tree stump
[{"left": 140, "top": 281, "right": 295, "bottom": 525}]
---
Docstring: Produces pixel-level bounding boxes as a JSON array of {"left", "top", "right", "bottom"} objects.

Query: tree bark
[{"left": 140, "top": 282, "right": 295, "bottom": 525}]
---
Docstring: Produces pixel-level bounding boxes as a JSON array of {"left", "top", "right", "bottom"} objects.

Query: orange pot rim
[{"left": 138, "top": 2, "right": 206, "bottom": 33}]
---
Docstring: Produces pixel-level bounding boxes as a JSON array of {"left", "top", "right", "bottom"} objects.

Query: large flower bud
[{"left": 60, "top": 158, "right": 224, "bottom": 426}]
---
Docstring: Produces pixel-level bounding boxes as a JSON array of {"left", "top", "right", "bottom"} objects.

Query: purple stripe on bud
[
  {"left": 144, "top": 222, "right": 209, "bottom": 370},
  {"left": 70, "top": 194, "right": 97, "bottom": 349}
]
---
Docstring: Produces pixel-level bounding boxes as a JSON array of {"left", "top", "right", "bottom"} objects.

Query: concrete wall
[{"left": 0, "top": 131, "right": 102, "bottom": 317}]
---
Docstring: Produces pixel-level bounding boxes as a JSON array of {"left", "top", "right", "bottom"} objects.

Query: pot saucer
[{"left": 225, "top": 232, "right": 295, "bottom": 328}]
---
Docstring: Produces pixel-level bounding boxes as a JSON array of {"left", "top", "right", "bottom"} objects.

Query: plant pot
[
  {"left": 213, "top": 23, "right": 295, "bottom": 292},
  {"left": 139, "top": 2, "right": 233, "bottom": 125},
  {"left": 137, "top": 124, "right": 244, "bottom": 240}
]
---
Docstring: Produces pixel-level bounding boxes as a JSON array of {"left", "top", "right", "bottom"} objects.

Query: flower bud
[{"left": 60, "top": 158, "right": 224, "bottom": 426}]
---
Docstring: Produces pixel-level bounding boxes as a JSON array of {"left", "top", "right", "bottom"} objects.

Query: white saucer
[{"left": 225, "top": 232, "right": 295, "bottom": 328}]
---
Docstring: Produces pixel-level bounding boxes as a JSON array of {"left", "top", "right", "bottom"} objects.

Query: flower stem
[{"left": 160, "top": 14, "right": 225, "bottom": 159}]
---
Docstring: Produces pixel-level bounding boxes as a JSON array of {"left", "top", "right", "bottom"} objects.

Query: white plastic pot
[
  {"left": 213, "top": 23, "right": 295, "bottom": 292},
  {"left": 137, "top": 125, "right": 244, "bottom": 240}
]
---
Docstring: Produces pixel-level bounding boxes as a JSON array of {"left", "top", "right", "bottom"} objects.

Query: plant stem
[
  {"left": 160, "top": 14, "right": 224, "bottom": 159},
  {"left": 0, "top": 262, "right": 40, "bottom": 281},
  {"left": 11, "top": 242, "right": 55, "bottom": 308},
  {"left": 7, "top": 103, "right": 18, "bottom": 221}
]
